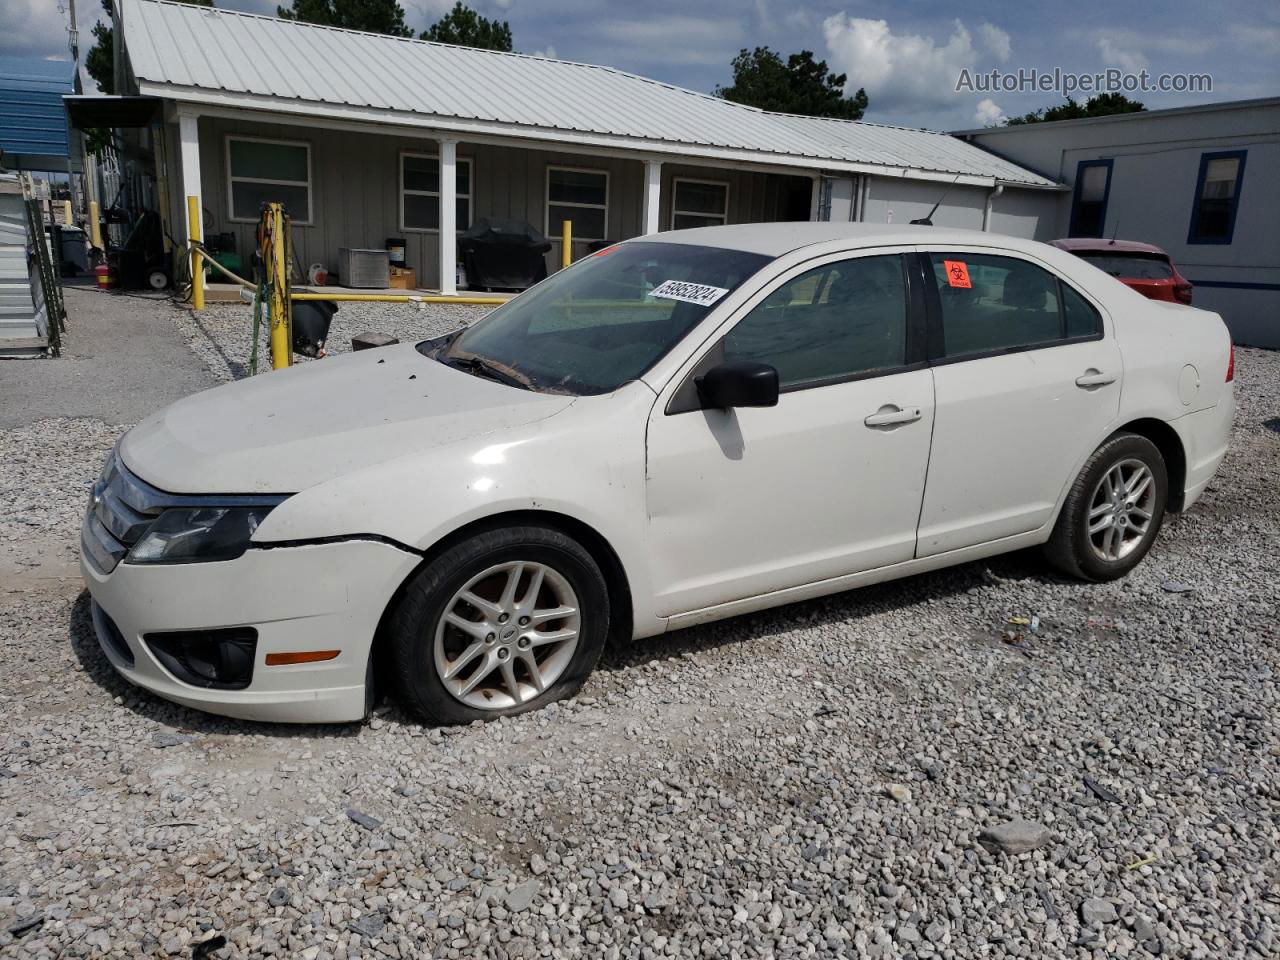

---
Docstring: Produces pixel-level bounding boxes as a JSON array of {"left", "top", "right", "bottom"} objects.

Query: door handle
[
  {"left": 1075, "top": 370, "right": 1117, "bottom": 388},
  {"left": 864, "top": 405, "right": 923, "bottom": 428}
]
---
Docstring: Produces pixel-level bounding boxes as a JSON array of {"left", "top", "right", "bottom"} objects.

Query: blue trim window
[
  {"left": 1068, "top": 159, "right": 1112, "bottom": 238},
  {"left": 1188, "top": 150, "right": 1247, "bottom": 245}
]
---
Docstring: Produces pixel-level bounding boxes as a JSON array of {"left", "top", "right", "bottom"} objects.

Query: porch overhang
[
  {"left": 64, "top": 95, "right": 163, "bottom": 130},
  {"left": 139, "top": 82, "right": 1061, "bottom": 191}
]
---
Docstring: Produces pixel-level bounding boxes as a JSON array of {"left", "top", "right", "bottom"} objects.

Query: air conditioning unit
[{"left": 337, "top": 248, "right": 390, "bottom": 289}]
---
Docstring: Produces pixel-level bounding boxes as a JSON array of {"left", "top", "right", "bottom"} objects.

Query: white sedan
[{"left": 81, "top": 224, "right": 1234, "bottom": 725}]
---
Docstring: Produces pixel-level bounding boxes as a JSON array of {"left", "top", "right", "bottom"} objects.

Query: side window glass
[
  {"left": 929, "top": 253, "right": 1062, "bottom": 358},
  {"left": 1062, "top": 282, "right": 1102, "bottom": 338},
  {"left": 722, "top": 255, "right": 908, "bottom": 388}
]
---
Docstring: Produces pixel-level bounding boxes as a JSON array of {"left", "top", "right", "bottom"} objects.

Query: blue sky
[{"left": 7, "top": 0, "right": 1278, "bottom": 129}]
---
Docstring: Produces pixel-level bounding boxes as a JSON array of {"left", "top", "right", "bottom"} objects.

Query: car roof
[
  {"left": 1050, "top": 237, "right": 1169, "bottom": 256},
  {"left": 635, "top": 221, "right": 1053, "bottom": 257}
]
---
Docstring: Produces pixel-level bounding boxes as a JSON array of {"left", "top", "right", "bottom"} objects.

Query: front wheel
[
  {"left": 1044, "top": 432, "right": 1168, "bottom": 581},
  {"left": 387, "top": 526, "right": 609, "bottom": 725}
]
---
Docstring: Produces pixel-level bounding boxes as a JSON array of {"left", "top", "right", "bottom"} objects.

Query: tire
[
  {"left": 388, "top": 526, "right": 609, "bottom": 725},
  {"left": 1044, "top": 431, "right": 1168, "bottom": 581}
]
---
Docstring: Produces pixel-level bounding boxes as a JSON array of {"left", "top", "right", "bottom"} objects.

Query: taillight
[
  {"left": 1225, "top": 341, "right": 1235, "bottom": 382},
  {"left": 1173, "top": 282, "right": 1193, "bottom": 305}
]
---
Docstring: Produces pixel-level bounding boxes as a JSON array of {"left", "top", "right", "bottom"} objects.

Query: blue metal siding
[{"left": 0, "top": 58, "right": 74, "bottom": 161}]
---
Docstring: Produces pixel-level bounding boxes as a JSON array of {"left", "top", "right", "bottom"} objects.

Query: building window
[
  {"left": 1188, "top": 150, "right": 1246, "bottom": 245},
  {"left": 546, "top": 167, "right": 608, "bottom": 242},
  {"left": 1068, "top": 159, "right": 1112, "bottom": 238},
  {"left": 401, "top": 153, "right": 472, "bottom": 233},
  {"left": 671, "top": 178, "right": 730, "bottom": 229},
  {"left": 226, "top": 136, "right": 311, "bottom": 223}
]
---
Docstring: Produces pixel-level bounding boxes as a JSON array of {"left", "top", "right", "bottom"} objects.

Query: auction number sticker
[
  {"left": 648, "top": 280, "right": 730, "bottom": 306},
  {"left": 943, "top": 260, "right": 972, "bottom": 288}
]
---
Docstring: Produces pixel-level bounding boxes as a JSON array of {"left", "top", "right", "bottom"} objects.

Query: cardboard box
[{"left": 388, "top": 266, "right": 416, "bottom": 290}]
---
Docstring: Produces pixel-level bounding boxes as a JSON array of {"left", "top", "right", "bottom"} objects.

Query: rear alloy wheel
[
  {"left": 1045, "top": 432, "right": 1168, "bottom": 581},
  {"left": 388, "top": 526, "right": 609, "bottom": 725}
]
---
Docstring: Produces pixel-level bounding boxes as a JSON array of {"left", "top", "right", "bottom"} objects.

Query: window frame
[
  {"left": 665, "top": 249, "right": 928, "bottom": 414},
  {"left": 1068, "top": 158, "right": 1113, "bottom": 239},
  {"left": 671, "top": 177, "right": 730, "bottom": 230},
  {"left": 399, "top": 150, "right": 474, "bottom": 235},
  {"left": 917, "top": 249, "right": 1105, "bottom": 366},
  {"left": 1187, "top": 149, "right": 1247, "bottom": 246},
  {"left": 545, "top": 165, "right": 610, "bottom": 243},
  {"left": 225, "top": 134, "right": 313, "bottom": 225}
]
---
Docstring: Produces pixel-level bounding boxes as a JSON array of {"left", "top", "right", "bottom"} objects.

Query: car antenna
[
  {"left": 910, "top": 175, "right": 960, "bottom": 226},
  {"left": 1108, "top": 220, "right": 1121, "bottom": 245}
]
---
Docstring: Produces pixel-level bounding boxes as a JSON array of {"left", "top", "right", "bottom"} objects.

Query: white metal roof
[{"left": 119, "top": 0, "right": 1056, "bottom": 188}]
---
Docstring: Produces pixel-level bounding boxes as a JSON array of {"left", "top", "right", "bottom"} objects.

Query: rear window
[{"left": 1075, "top": 252, "right": 1173, "bottom": 280}]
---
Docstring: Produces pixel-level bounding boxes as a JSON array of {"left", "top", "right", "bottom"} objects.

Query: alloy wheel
[
  {"left": 433, "top": 561, "right": 581, "bottom": 710},
  {"left": 1086, "top": 458, "right": 1157, "bottom": 562}
]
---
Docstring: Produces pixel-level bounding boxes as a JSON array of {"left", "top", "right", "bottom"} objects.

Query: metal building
[{"left": 85, "top": 0, "right": 1057, "bottom": 295}]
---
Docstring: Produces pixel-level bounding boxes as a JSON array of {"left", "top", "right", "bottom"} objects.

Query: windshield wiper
[{"left": 441, "top": 354, "right": 530, "bottom": 390}]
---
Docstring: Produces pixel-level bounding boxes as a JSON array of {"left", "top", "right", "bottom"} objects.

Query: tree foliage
[
  {"left": 716, "top": 47, "right": 868, "bottom": 120},
  {"left": 422, "top": 2, "right": 513, "bottom": 51},
  {"left": 276, "top": 0, "right": 411, "bottom": 37},
  {"left": 1005, "top": 93, "right": 1146, "bottom": 125}
]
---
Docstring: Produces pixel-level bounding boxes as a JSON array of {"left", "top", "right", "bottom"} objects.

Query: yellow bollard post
[
  {"left": 187, "top": 195, "right": 204, "bottom": 311},
  {"left": 269, "top": 203, "right": 291, "bottom": 370},
  {"left": 63, "top": 200, "right": 72, "bottom": 225},
  {"left": 561, "top": 219, "right": 572, "bottom": 270},
  {"left": 88, "top": 200, "right": 103, "bottom": 251}
]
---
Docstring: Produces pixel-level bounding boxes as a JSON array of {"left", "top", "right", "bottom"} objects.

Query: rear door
[{"left": 915, "top": 248, "right": 1121, "bottom": 556}]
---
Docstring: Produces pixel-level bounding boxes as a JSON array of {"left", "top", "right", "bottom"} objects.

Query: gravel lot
[
  {"left": 174, "top": 298, "right": 494, "bottom": 383},
  {"left": 1, "top": 293, "right": 1277, "bottom": 959}
]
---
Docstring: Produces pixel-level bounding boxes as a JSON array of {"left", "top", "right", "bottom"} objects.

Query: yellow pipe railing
[
  {"left": 561, "top": 219, "right": 572, "bottom": 269},
  {"left": 187, "top": 195, "right": 203, "bottom": 311},
  {"left": 290, "top": 292, "right": 508, "bottom": 305}
]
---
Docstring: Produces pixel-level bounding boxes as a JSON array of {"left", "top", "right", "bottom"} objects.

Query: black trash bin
[{"left": 458, "top": 218, "right": 552, "bottom": 292}]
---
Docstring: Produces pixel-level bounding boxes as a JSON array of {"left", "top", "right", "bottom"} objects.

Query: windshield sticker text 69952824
[{"left": 647, "top": 280, "right": 730, "bottom": 307}]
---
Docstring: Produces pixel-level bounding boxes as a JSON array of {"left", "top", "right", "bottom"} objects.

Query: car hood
[{"left": 121, "top": 344, "right": 575, "bottom": 494}]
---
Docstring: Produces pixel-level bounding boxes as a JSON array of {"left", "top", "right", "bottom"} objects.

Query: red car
[{"left": 1051, "top": 238, "right": 1193, "bottom": 305}]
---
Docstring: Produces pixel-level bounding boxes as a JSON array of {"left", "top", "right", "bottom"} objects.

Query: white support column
[
  {"left": 178, "top": 112, "right": 201, "bottom": 215},
  {"left": 642, "top": 160, "right": 662, "bottom": 234},
  {"left": 438, "top": 138, "right": 458, "bottom": 295}
]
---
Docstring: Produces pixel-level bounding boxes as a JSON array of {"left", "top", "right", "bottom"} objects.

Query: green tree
[
  {"left": 421, "top": 2, "right": 513, "bottom": 51},
  {"left": 86, "top": 0, "right": 212, "bottom": 95},
  {"left": 716, "top": 47, "right": 868, "bottom": 120},
  {"left": 1005, "top": 93, "right": 1146, "bottom": 125},
  {"left": 276, "top": 0, "right": 411, "bottom": 36}
]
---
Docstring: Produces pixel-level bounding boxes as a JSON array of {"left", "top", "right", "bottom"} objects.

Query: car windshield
[
  {"left": 420, "top": 241, "right": 772, "bottom": 395},
  {"left": 1076, "top": 252, "right": 1174, "bottom": 280}
]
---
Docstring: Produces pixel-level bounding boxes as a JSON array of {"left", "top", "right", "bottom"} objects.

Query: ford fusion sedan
[{"left": 81, "top": 224, "right": 1234, "bottom": 725}]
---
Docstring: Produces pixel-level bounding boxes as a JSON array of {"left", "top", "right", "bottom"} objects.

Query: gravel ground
[
  {"left": 174, "top": 299, "right": 495, "bottom": 383},
  {"left": 1, "top": 292, "right": 1277, "bottom": 959}
]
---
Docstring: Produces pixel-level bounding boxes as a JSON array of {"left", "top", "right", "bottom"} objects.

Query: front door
[
  {"left": 915, "top": 248, "right": 1122, "bottom": 556},
  {"left": 645, "top": 252, "right": 935, "bottom": 617}
]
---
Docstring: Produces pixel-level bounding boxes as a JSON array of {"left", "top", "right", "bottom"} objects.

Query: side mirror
[{"left": 696, "top": 360, "right": 779, "bottom": 409}]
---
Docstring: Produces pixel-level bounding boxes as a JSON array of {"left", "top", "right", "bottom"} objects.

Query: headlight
[{"left": 127, "top": 506, "right": 276, "bottom": 565}]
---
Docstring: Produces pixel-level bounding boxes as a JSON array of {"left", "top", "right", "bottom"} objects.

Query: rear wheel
[
  {"left": 1044, "top": 432, "right": 1168, "bottom": 581},
  {"left": 388, "top": 526, "right": 609, "bottom": 725}
]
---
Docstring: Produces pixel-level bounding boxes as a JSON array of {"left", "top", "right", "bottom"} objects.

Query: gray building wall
[
  {"left": 961, "top": 99, "right": 1280, "bottom": 346},
  {"left": 176, "top": 116, "right": 805, "bottom": 290}
]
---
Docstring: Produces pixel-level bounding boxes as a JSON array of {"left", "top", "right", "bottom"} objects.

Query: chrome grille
[{"left": 83, "top": 454, "right": 164, "bottom": 574}]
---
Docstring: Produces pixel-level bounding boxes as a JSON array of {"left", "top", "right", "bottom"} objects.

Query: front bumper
[{"left": 81, "top": 536, "right": 420, "bottom": 723}]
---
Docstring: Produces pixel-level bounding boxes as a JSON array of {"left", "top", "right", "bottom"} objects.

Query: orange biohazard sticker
[{"left": 943, "top": 260, "right": 972, "bottom": 288}]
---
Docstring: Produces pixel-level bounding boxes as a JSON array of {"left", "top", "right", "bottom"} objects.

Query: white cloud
[
  {"left": 592, "top": 16, "right": 743, "bottom": 66},
  {"left": 1095, "top": 36, "right": 1148, "bottom": 72},
  {"left": 977, "top": 23, "right": 1011, "bottom": 62},
  {"left": 821, "top": 16, "right": 1013, "bottom": 114},
  {"left": 973, "top": 97, "right": 1006, "bottom": 126},
  {"left": 0, "top": 0, "right": 91, "bottom": 59}
]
